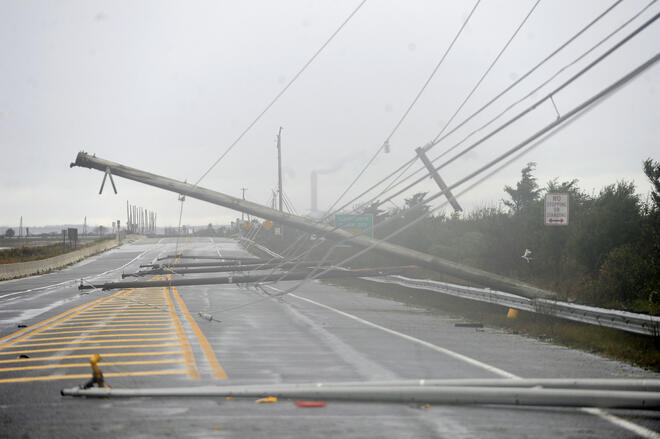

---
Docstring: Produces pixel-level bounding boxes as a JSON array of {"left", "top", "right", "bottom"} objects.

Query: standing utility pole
[
  {"left": 276, "top": 127, "right": 283, "bottom": 212},
  {"left": 240, "top": 188, "right": 247, "bottom": 222}
]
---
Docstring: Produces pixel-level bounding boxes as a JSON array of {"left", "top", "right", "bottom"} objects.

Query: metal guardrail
[{"left": 363, "top": 275, "right": 660, "bottom": 337}]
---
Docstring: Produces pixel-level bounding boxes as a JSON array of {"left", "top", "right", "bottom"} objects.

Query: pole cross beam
[{"left": 415, "top": 147, "right": 462, "bottom": 212}]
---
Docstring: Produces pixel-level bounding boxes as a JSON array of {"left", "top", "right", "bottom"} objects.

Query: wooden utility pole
[
  {"left": 241, "top": 188, "right": 247, "bottom": 221},
  {"left": 276, "top": 127, "right": 283, "bottom": 212}
]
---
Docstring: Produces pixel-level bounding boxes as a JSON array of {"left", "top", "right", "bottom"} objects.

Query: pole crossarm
[{"left": 415, "top": 147, "right": 462, "bottom": 212}]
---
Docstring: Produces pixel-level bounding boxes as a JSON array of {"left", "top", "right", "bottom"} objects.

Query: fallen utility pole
[
  {"left": 71, "top": 152, "right": 554, "bottom": 299},
  {"left": 156, "top": 254, "right": 263, "bottom": 261},
  {"left": 60, "top": 383, "right": 660, "bottom": 410},
  {"left": 81, "top": 266, "right": 415, "bottom": 290},
  {"left": 124, "top": 261, "right": 325, "bottom": 278},
  {"left": 140, "top": 260, "right": 271, "bottom": 269}
]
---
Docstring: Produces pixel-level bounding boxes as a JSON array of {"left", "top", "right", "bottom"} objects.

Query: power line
[
  {"left": 215, "top": 6, "right": 660, "bottom": 307},
  {"left": 193, "top": 0, "right": 368, "bottom": 188},
  {"left": 323, "top": 0, "right": 482, "bottom": 217},
  {"left": 376, "top": 7, "right": 660, "bottom": 208},
  {"left": 242, "top": 7, "right": 660, "bottom": 293},
  {"left": 325, "top": 0, "right": 632, "bottom": 216},
  {"left": 287, "top": 52, "right": 660, "bottom": 293},
  {"left": 172, "top": 0, "right": 368, "bottom": 262},
  {"left": 224, "top": 51, "right": 660, "bottom": 310},
  {"left": 433, "top": 0, "right": 542, "bottom": 140},
  {"left": 428, "top": 0, "right": 627, "bottom": 147}
]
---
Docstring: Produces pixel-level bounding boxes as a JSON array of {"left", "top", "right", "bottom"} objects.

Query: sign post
[{"left": 544, "top": 193, "right": 569, "bottom": 226}]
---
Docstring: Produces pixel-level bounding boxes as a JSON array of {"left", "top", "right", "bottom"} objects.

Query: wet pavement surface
[{"left": 1, "top": 237, "right": 659, "bottom": 438}]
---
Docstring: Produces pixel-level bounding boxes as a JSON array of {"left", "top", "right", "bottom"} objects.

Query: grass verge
[{"left": 0, "top": 239, "right": 114, "bottom": 264}]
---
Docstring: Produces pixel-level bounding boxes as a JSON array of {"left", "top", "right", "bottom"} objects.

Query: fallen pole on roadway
[
  {"left": 124, "top": 261, "right": 325, "bottom": 278},
  {"left": 71, "top": 152, "right": 555, "bottom": 299},
  {"left": 60, "top": 382, "right": 660, "bottom": 410},
  {"left": 140, "top": 260, "right": 271, "bottom": 269},
  {"left": 81, "top": 266, "right": 415, "bottom": 290},
  {"left": 157, "top": 254, "right": 264, "bottom": 261}
]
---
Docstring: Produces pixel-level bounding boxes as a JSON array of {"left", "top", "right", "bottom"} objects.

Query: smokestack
[{"left": 310, "top": 171, "right": 318, "bottom": 212}]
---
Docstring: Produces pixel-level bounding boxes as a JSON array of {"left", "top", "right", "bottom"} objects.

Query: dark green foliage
[
  {"left": 503, "top": 162, "right": 541, "bottom": 214},
  {"left": 380, "top": 161, "right": 660, "bottom": 311},
  {"left": 643, "top": 158, "right": 660, "bottom": 208},
  {"left": 570, "top": 181, "right": 641, "bottom": 275}
]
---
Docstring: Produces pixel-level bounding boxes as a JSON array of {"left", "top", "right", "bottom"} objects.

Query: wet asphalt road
[{"left": 1, "top": 237, "right": 659, "bottom": 438}]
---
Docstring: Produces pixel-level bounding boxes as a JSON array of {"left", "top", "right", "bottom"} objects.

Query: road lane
[{"left": 1, "top": 237, "right": 659, "bottom": 438}]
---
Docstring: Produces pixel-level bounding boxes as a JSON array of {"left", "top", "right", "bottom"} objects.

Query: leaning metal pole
[{"left": 71, "top": 152, "right": 554, "bottom": 299}]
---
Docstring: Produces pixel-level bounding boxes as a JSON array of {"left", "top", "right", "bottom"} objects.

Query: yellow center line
[
  {"left": 56, "top": 320, "right": 172, "bottom": 325},
  {"left": 0, "top": 343, "right": 183, "bottom": 356},
  {"left": 0, "top": 289, "right": 129, "bottom": 347},
  {"left": 0, "top": 369, "right": 187, "bottom": 384},
  {"left": 23, "top": 332, "right": 177, "bottom": 342},
  {"left": 63, "top": 317, "right": 172, "bottom": 321},
  {"left": 163, "top": 286, "right": 200, "bottom": 379},
  {"left": 47, "top": 323, "right": 173, "bottom": 329},
  {"left": 77, "top": 311, "right": 169, "bottom": 315},
  {"left": 38, "top": 328, "right": 176, "bottom": 335},
  {"left": 0, "top": 351, "right": 183, "bottom": 364},
  {"left": 14, "top": 337, "right": 179, "bottom": 348},
  {"left": 0, "top": 359, "right": 185, "bottom": 373},
  {"left": 170, "top": 282, "right": 227, "bottom": 379}
]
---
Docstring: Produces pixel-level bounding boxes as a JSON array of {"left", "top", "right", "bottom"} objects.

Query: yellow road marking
[
  {"left": 63, "top": 317, "right": 172, "bottom": 322},
  {"left": 0, "top": 343, "right": 182, "bottom": 355},
  {"left": 0, "top": 359, "right": 185, "bottom": 372},
  {"left": 38, "top": 328, "right": 175, "bottom": 335},
  {"left": 85, "top": 307, "right": 162, "bottom": 311},
  {"left": 170, "top": 283, "right": 227, "bottom": 379},
  {"left": 14, "top": 337, "right": 179, "bottom": 347},
  {"left": 163, "top": 286, "right": 200, "bottom": 379},
  {"left": 76, "top": 311, "right": 169, "bottom": 316},
  {"left": 0, "top": 351, "right": 183, "bottom": 364},
  {"left": 48, "top": 323, "right": 173, "bottom": 329},
  {"left": 24, "top": 332, "right": 177, "bottom": 342},
  {"left": 0, "top": 368, "right": 186, "bottom": 384},
  {"left": 0, "top": 289, "right": 128, "bottom": 347}
]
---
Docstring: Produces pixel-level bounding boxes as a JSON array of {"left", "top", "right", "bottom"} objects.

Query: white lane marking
[
  {"left": 282, "top": 290, "right": 518, "bottom": 379},
  {"left": 582, "top": 408, "right": 660, "bottom": 439},
  {"left": 1, "top": 296, "right": 81, "bottom": 324},
  {"left": 0, "top": 245, "right": 153, "bottom": 300},
  {"left": 265, "top": 286, "right": 658, "bottom": 437}
]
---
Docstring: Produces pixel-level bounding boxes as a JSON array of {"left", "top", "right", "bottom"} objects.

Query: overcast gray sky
[{"left": 1, "top": 0, "right": 658, "bottom": 230}]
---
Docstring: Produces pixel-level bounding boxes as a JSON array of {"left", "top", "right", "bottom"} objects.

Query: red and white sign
[{"left": 545, "top": 193, "right": 569, "bottom": 226}]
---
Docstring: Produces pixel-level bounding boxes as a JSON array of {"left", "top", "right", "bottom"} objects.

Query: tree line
[{"left": 368, "top": 158, "right": 660, "bottom": 312}]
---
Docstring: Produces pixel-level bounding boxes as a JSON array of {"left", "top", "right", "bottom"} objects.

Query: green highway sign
[{"left": 334, "top": 214, "right": 374, "bottom": 239}]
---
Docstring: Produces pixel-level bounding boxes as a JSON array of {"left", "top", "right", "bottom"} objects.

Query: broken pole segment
[
  {"left": 156, "top": 255, "right": 262, "bottom": 261},
  {"left": 415, "top": 147, "right": 462, "bottom": 212},
  {"left": 124, "top": 261, "right": 326, "bottom": 278},
  {"left": 81, "top": 266, "right": 416, "bottom": 290},
  {"left": 70, "top": 152, "right": 554, "bottom": 299}
]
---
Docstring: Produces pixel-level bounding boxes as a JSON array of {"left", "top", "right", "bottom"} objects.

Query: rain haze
[
  {"left": 0, "top": 0, "right": 658, "bottom": 229},
  {"left": 3, "top": 2, "right": 660, "bottom": 437}
]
